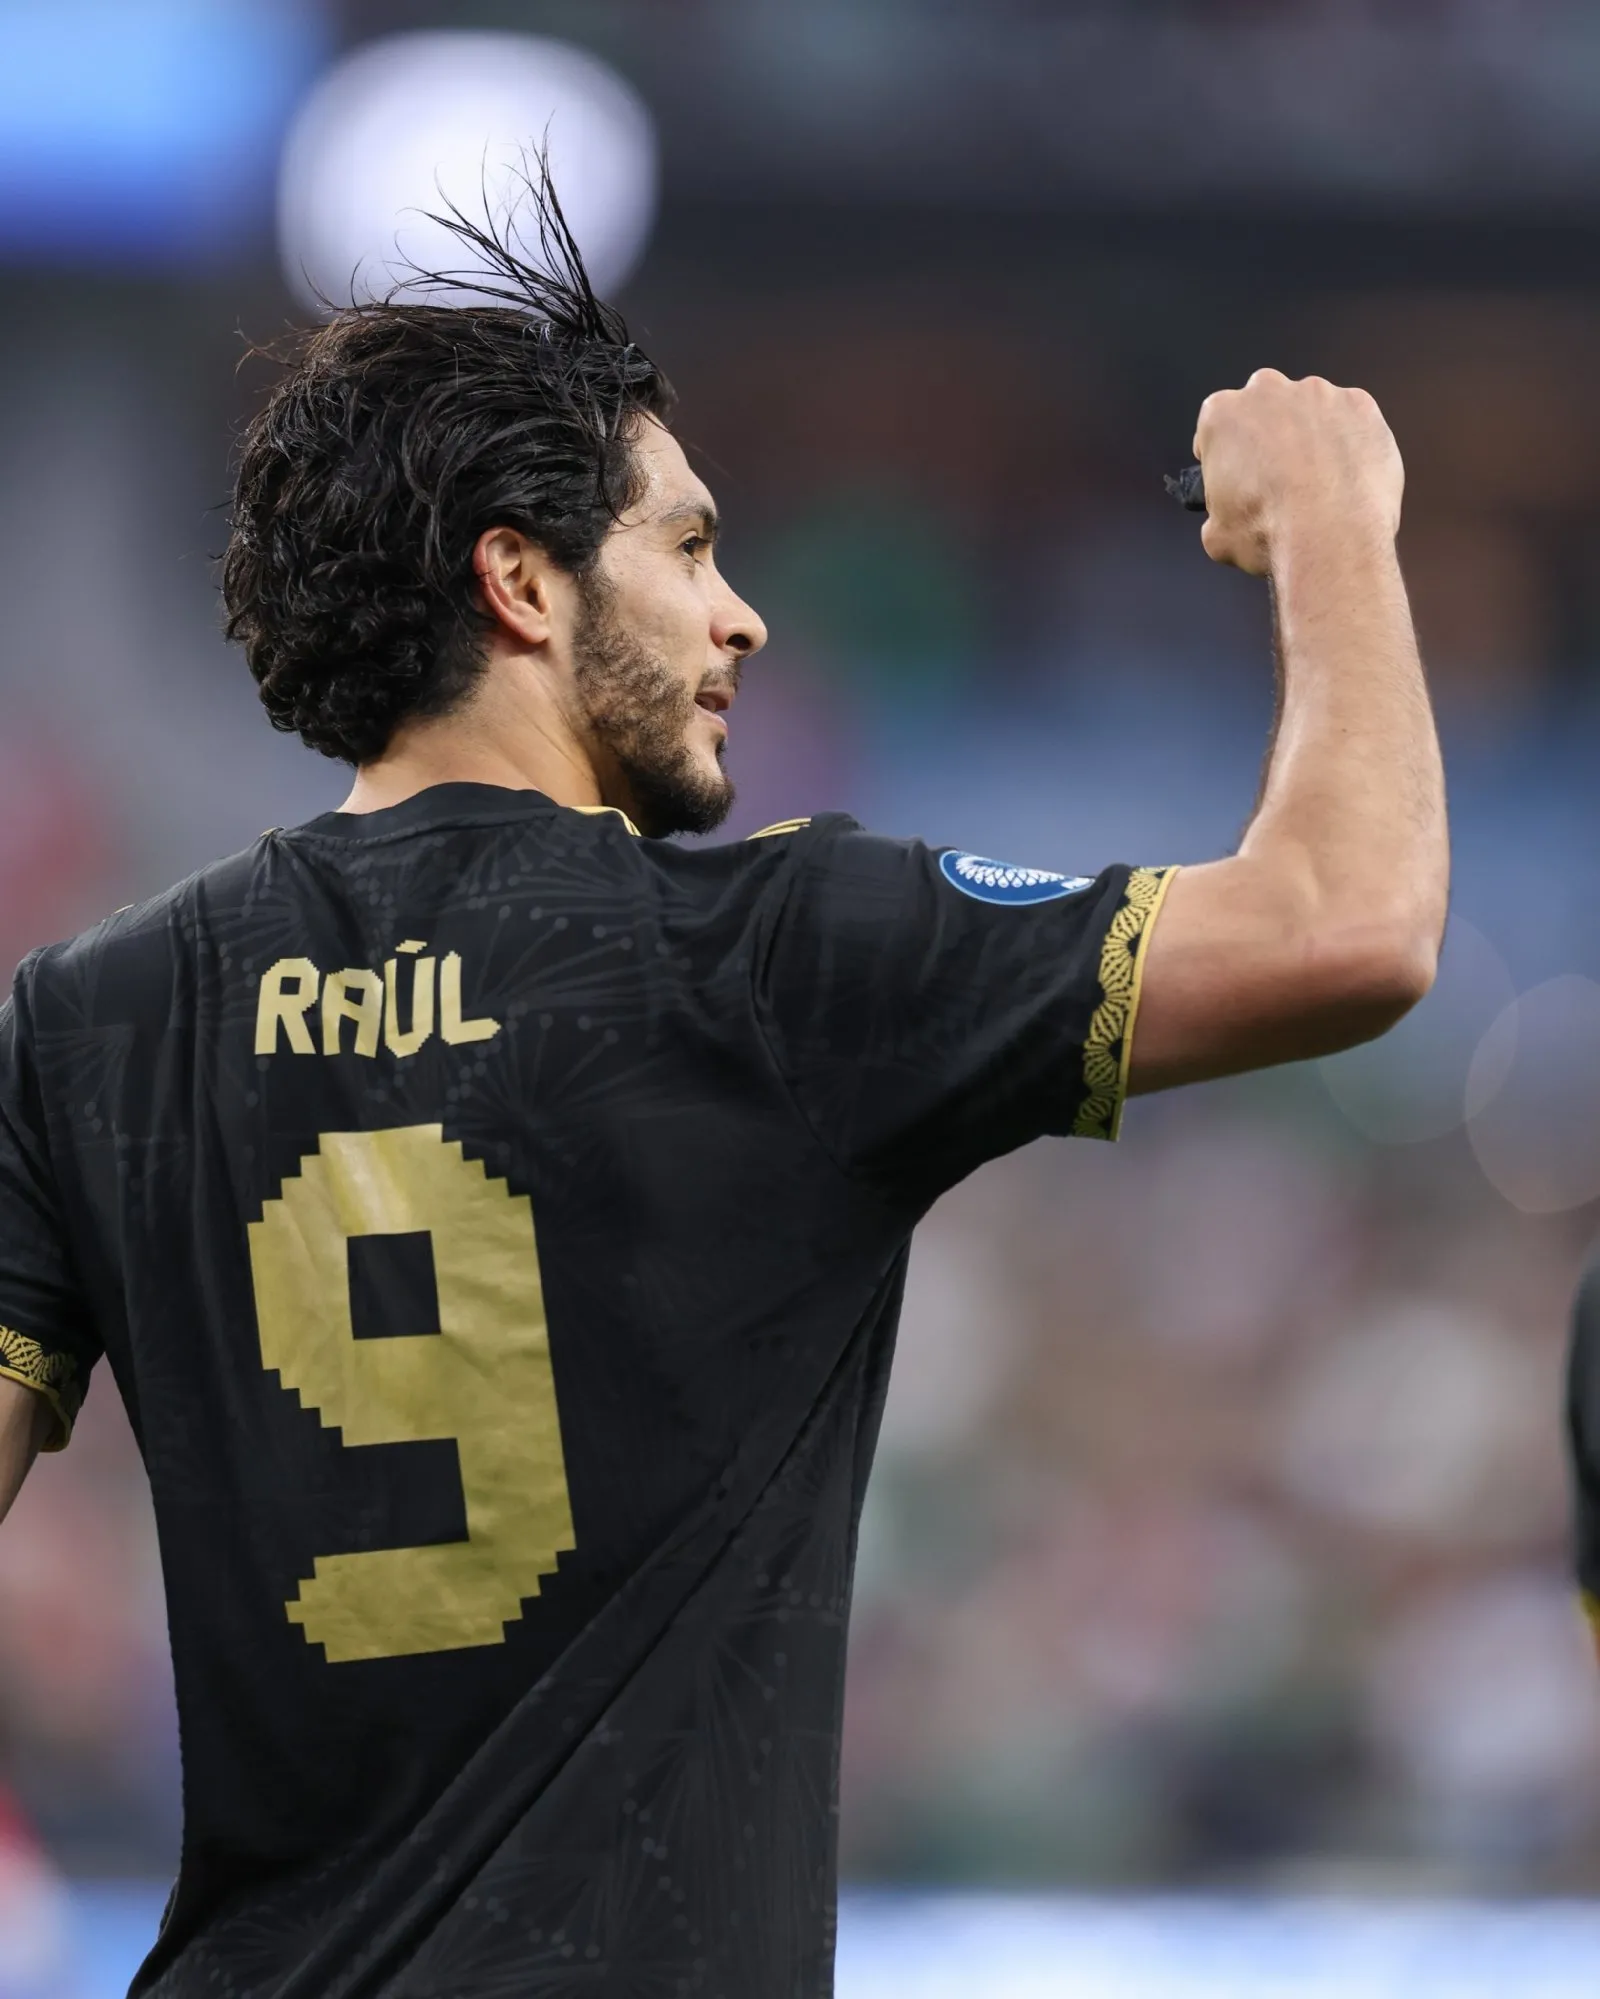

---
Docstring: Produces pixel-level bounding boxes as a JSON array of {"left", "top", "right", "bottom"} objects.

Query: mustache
[{"left": 696, "top": 662, "right": 743, "bottom": 703}]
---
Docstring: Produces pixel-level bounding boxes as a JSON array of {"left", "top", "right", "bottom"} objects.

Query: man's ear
[{"left": 473, "top": 527, "right": 555, "bottom": 646}]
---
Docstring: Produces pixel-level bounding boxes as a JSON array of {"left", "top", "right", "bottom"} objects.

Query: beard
[{"left": 570, "top": 570, "right": 735, "bottom": 839}]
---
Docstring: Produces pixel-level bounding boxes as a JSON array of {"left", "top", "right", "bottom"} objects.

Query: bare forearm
[
  {"left": 1243, "top": 516, "right": 1446, "bottom": 964},
  {"left": 0, "top": 1377, "right": 48, "bottom": 1524},
  {"left": 1128, "top": 371, "right": 1447, "bottom": 1095}
]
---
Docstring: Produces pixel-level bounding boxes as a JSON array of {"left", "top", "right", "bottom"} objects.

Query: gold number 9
[{"left": 248, "top": 1124, "right": 575, "bottom": 1663}]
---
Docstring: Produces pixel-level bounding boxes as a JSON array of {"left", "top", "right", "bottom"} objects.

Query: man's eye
[{"left": 680, "top": 535, "right": 709, "bottom": 559}]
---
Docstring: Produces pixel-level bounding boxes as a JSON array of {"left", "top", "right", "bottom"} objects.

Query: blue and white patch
[{"left": 938, "top": 851, "right": 1094, "bottom": 906}]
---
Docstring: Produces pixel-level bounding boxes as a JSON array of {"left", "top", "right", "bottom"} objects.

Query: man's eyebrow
[{"left": 658, "top": 500, "right": 720, "bottom": 540}]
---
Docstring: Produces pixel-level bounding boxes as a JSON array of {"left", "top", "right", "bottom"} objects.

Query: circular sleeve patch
[{"left": 938, "top": 851, "right": 1094, "bottom": 905}]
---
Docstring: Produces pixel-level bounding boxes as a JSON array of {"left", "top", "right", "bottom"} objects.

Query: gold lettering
[
  {"left": 257, "top": 951, "right": 498, "bottom": 1059},
  {"left": 439, "top": 952, "right": 500, "bottom": 1045},
  {"left": 322, "top": 969, "right": 382, "bottom": 1058},
  {"left": 255, "top": 958, "right": 320, "bottom": 1056},
  {"left": 385, "top": 954, "right": 435, "bottom": 1057},
  {"left": 248, "top": 1125, "right": 573, "bottom": 1661}
]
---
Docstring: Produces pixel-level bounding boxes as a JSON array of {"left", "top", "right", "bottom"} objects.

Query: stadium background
[{"left": 5, "top": 2, "right": 1600, "bottom": 1992}]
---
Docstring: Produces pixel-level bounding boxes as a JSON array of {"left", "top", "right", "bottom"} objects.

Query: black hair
[{"left": 222, "top": 162, "right": 674, "bottom": 764}]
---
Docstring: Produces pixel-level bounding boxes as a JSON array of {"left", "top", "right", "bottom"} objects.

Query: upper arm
[
  {"left": 758, "top": 825, "right": 1177, "bottom": 1192},
  {"left": 0, "top": 1375, "right": 51, "bottom": 1524},
  {"left": 1126, "top": 854, "right": 1435, "bottom": 1096}
]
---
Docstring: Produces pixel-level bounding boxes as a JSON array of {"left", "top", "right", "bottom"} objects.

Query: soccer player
[{"left": 0, "top": 188, "right": 1445, "bottom": 1997}]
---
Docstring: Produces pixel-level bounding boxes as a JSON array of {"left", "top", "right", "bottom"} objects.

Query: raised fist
[{"left": 1194, "top": 370, "right": 1403, "bottom": 577}]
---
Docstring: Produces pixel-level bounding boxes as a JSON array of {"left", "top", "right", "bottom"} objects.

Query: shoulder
[
  {"left": 18, "top": 840, "right": 268, "bottom": 1026},
  {"left": 727, "top": 818, "right": 1099, "bottom": 897},
  {"left": 703, "top": 812, "right": 854, "bottom": 856},
  {"left": 656, "top": 817, "right": 954, "bottom": 949},
  {"left": 658, "top": 817, "right": 1041, "bottom": 922},
  {"left": 630, "top": 812, "right": 859, "bottom": 896},
  {"left": 743, "top": 815, "right": 826, "bottom": 844},
  {"left": 721, "top": 817, "right": 1083, "bottom": 914}
]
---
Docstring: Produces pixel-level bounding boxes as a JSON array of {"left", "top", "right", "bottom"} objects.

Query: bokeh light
[{"left": 277, "top": 32, "right": 658, "bottom": 310}]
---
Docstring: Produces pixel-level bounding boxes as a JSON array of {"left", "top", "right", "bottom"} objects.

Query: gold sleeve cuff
[
  {"left": 0, "top": 1325, "right": 83, "bottom": 1451},
  {"left": 1071, "top": 866, "right": 1179, "bottom": 1143}
]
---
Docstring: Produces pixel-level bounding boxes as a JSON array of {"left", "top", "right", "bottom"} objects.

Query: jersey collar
[{"left": 293, "top": 785, "right": 639, "bottom": 841}]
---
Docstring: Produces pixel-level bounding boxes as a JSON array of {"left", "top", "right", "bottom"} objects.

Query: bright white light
[{"left": 277, "top": 32, "right": 658, "bottom": 310}]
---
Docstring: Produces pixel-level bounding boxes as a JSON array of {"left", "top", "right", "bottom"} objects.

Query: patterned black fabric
[{"left": 0, "top": 784, "right": 1153, "bottom": 1998}]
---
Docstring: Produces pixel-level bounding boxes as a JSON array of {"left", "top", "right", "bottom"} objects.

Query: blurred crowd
[
  {"left": 846, "top": 1098, "right": 1596, "bottom": 1889},
  {"left": 6, "top": 2, "right": 1600, "bottom": 1907}
]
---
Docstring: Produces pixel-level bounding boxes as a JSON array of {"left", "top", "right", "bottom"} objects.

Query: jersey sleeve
[
  {"left": 1566, "top": 1258, "right": 1600, "bottom": 1634},
  {"left": 0, "top": 968, "right": 98, "bottom": 1449},
  {"left": 754, "top": 820, "right": 1177, "bottom": 1195}
]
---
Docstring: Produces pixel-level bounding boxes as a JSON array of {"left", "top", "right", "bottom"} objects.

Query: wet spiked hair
[{"left": 222, "top": 162, "right": 674, "bottom": 764}]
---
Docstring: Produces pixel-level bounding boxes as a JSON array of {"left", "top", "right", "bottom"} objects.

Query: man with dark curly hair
[{"left": 0, "top": 175, "right": 1446, "bottom": 1996}]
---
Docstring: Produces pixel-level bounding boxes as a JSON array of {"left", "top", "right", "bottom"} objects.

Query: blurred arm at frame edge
[
  {"left": 1566, "top": 1261, "right": 1600, "bottom": 1668},
  {"left": 1127, "top": 369, "right": 1447, "bottom": 1095}
]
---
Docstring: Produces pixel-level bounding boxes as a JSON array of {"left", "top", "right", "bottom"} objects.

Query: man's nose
[{"left": 714, "top": 582, "right": 768, "bottom": 662}]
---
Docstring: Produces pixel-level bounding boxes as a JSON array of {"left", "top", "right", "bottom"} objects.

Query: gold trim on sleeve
[
  {"left": 1582, "top": 1591, "right": 1600, "bottom": 1636},
  {"left": 0, "top": 1325, "right": 82, "bottom": 1451},
  {"left": 746, "top": 818, "right": 812, "bottom": 841},
  {"left": 1071, "top": 866, "right": 1179, "bottom": 1144}
]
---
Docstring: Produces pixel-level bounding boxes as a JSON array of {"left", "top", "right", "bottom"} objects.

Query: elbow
[
  {"left": 1354, "top": 921, "right": 1439, "bottom": 1018},
  {"left": 1124, "top": 861, "right": 1445, "bottom": 1093},
  {"left": 1387, "top": 929, "right": 1441, "bottom": 1012},
  {"left": 1303, "top": 918, "right": 1439, "bottom": 1053}
]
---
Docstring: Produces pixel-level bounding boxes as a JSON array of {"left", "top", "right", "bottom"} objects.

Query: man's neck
[{"left": 339, "top": 675, "right": 602, "bottom": 817}]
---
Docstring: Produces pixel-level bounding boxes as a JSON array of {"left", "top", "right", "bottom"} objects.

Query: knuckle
[{"left": 1194, "top": 389, "right": 1231, "bottom": 444}]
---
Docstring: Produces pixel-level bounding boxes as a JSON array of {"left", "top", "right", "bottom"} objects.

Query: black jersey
[{"left": 0, "top": 783, "right": 1173, "bottom": 1998}]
